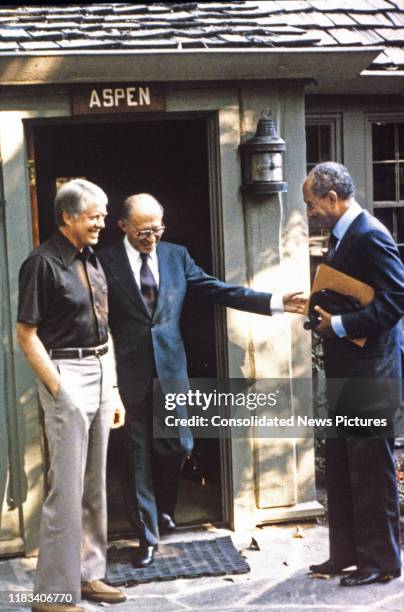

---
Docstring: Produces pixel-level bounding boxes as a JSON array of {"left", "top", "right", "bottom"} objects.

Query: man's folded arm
[{"left": 341, "top": 230, "right": 404, "bottom": 339}]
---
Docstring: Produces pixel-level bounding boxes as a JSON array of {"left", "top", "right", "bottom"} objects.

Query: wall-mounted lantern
[{"left": 239, "top": 109, "right": 287, "bottom": 194}]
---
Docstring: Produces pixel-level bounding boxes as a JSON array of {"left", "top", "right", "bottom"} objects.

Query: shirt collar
[
  {"left": 52, "top": 230, "right": 96, "bottom": 266},
  {"left": 123, "top": 234, "right": 158, "bottom": 262},
  {"left": 332, "top": 200, "right": 363, "bottom": 242}
]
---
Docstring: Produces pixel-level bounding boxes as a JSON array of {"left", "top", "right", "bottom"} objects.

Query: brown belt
[{"left": 48, "top": 344, "right": 108, "bottom": 359}]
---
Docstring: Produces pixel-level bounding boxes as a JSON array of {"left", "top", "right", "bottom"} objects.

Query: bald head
[
  {"left": 119, "top": 193, "right": 165, "bottom": 254},
  {"left": 121, "top": 193, "right": 164, "bottom": 222}
]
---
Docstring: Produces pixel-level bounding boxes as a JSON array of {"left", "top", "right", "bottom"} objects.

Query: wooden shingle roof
[{"left": 0, "top": 1, "right": 403, "bottom": 71}]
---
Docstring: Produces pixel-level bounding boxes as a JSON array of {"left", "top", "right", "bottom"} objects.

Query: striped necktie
[{"left": 325, "top": 231, "right": 338, "bottom": 264}]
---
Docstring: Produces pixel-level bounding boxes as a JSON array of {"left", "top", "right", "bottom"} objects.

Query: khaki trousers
[{"left": 35, "top": 353, "right": 114, "bottom": 603}]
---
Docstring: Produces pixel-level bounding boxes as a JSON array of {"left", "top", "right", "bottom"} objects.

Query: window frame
[
  {"left": 305, "top": 113, "right": 343, "bottom": 261},
  {"left": 305, "top": 113, "right": 343, "bottom": 171},
  {"left": 366, "top": 113, "right": 404, "bottom": 252}
]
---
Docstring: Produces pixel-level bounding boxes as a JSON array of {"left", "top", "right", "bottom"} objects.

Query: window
[
  {"left": 370, "top": 120, "right": 404, "bottom": 261},
  {"left": 305, "top": 115, "right": 341, "bottom": 263},
  {"left": 306, "top": 124, "right": 332, "bottom": 173}
]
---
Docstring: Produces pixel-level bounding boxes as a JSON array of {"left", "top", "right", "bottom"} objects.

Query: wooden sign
[{"left": 71, "top": 83, "right": 165, "bottom": 115}]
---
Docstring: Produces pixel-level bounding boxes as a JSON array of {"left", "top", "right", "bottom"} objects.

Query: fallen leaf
[
  {"left": 309, "top": 573, "right": 331, "bottom": 580},
  {"left": 248, "top": 537, "right": 261, "bottom": 551},
  {"left": 293, "top": 525, "right": 304, "bottom": 539}
]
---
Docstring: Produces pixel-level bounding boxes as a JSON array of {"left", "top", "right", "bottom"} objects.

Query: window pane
[
  {"left": 306, "top": 120, "right": 336, "bottom": 263},
  {"left": 306, "top": 125, "right": 319, "bottom": 164},
  {"left": 400, "top": 163, "right": 404, "bottom": 200},
  {"left": 398, "top": 124, "right": 404, "bottom": 159},
  {"left": 372, "top": 123, "right": 395, "bottom": 161},
  {"left": 373, "top": 163, "right": 396, "bottom": 201},
  {"left": 319, "top": 125, "right": 331, "bottom": 162},
  {"left": 374, "top": 207, "right": 394, "bottom": 235},
  {"left": 397, "top": 207, "right": 404, "bottom": 245}
]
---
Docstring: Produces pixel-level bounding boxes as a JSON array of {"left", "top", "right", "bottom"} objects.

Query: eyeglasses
[{"left": 134, "top": 225, "right": 166, "bottom": 239}]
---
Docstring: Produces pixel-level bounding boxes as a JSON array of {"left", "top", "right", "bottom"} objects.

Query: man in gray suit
[
  {"left": 98, "top": 193, "right": 305, "bottom": 568},
  {"left": 17, "top": 180, "right": 126, "bottom": 611}
]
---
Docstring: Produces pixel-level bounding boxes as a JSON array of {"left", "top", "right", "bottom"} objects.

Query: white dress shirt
[{"left": 123, "top": 234, "right": 159, "bottom": 288}]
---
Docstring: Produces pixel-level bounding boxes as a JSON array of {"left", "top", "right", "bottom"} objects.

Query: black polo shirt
[{"left": 17, "top": 230, "right": 108, "bottom": 349}]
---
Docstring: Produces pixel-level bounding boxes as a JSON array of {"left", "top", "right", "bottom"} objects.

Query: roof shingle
[{"left": 0, "top": 2, "right": 401, "bottom": 71}]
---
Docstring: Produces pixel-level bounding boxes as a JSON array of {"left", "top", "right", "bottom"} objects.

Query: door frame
[{"left": 23, "top": 110, "right": 232, "bottom": 528}]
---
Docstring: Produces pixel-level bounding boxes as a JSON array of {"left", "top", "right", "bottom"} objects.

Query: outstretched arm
[{"left": 184, "top": 247, "right": 305, "bottom": 316}]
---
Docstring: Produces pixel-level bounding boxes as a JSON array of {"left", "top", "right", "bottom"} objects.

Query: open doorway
[{"left": 26, "top": 114, "right": 224, "bottom": 535}]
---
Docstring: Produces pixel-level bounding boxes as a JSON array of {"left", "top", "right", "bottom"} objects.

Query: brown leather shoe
[
  {"left": 81, "top": 579, "right": 126, "bottom": 603},
  {"left": 32, "top": 604, "right": 85, "bottom": 612}
]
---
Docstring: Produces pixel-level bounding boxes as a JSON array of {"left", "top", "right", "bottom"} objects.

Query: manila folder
[{"left": 304, "top": 263, "right": 375, "bottom": 347}]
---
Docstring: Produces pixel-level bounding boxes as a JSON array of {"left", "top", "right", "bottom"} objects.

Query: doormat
[{"left": 106, "top": 536, "right": 250, "bottom": 586}]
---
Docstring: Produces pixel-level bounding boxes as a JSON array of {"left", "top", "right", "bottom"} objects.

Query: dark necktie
[
  {"left": 140, "top": 253, "right": 157, "bottom": 315},
  {"left": 325, "top": 231, "right": 338, "bottom": 264}
]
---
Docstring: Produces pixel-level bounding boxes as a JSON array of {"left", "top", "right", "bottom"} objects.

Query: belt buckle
[{"left": 94, "top": 347, "right": 101, "bottom": 357}]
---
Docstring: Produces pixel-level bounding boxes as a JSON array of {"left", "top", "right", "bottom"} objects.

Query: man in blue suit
[
  {"left": 304, "top": 162, "right": 403, "bottom": 587},
  {"left": 98, "top": 193, "right": 305, "bottom": 567}
]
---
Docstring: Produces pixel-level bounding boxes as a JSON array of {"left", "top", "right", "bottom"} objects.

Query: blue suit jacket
[
  {"left": 323, "top": 210, "right": 404, "bottom": 416},
  {"left": 98, "top": 240, "right": 272, "bottom": 407}
]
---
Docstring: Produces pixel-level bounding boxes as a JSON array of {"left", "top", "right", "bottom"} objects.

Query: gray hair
[
  {"left": 120, "top": 193, "right": 164, "bottom": 222},
  {"left": 309, "top": 162, "right": 355, "bottom": 200},
  {"left": 54, "top": 179, "right": 108, "bottom": 227}
]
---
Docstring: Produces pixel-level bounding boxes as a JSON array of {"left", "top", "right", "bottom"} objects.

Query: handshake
[{"left": 281, "top": 288, "right": 361, "bottom": 340}]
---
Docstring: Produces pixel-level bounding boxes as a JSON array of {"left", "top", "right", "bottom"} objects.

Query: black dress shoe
[
  {"left": 132, "top": 544, "right": 158, "bottom": 568},
  {"left": 158, "top": 512, "right": 176, "bottom": 533},
  {"left": 340, "top": 569, "right": 401, "bottom": 587},
  {"left": 309, "top": 559, "right": 356, "bottom": 575}
]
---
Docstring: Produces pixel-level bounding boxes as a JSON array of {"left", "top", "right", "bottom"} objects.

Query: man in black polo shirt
[{"left": 16, "top": 179, "right": 126, "bottom": 612}]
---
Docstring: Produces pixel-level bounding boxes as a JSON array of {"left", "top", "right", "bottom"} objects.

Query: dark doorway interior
[{"left": 30, "top": 116, "right": 223, "bottom": 534}]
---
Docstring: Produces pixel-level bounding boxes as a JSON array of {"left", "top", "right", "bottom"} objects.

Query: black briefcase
[{"left": 303, "top": 288, "right": 362, "bottom": 331}]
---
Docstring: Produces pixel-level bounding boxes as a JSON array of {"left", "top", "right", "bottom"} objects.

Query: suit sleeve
[
  {"left": 183, "top": 247, "right": 273, "bottom": 316},
  {"left": 341, "top": 228, "right": 404, "bottom": 338}
]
